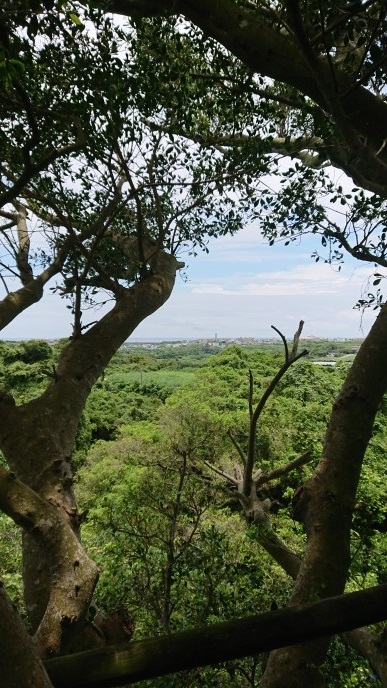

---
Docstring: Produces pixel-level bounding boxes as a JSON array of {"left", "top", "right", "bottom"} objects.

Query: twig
[
  {"left": 227, "top": 429, "right": 246, "bottom": 468},
  {"left": 271, "top": 325, "right": 288, "bottom": 361}
]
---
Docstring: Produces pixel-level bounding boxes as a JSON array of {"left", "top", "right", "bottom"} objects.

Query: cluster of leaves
[
  {"left": 121, "top": 3, "right": 387, "bottom": 309},
  {"left": 1, "top": 4, "right": 273, "bottom": 332},
  {"left": 0, "top": 340, "right": 54, "bottom": 401},
  {"left": 77, "top": 421, "right": 289, "bottom": 686},
  {"left": 2, "top": 1, "right": 387, "bottom": 685},
  {"left": 3, "top": 2, "right": 387, "bottom": 330}
]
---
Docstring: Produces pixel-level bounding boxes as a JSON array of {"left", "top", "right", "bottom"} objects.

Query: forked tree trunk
[{"left": 0, "top": 250, "right": 182, "bottom": 656}]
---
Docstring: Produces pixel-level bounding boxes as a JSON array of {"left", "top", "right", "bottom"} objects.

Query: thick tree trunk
[
  {"left": 182, "top": 1, "right": 387, "bottom": 195},
  {"left": 0, "top": 250, "right": 182, "bottom": 653},
  {"left": 0, "top": 584, "right": 54, "bottom": 688},
  {"left": 261, "top": 303, "right": 387, "bottom": 687}
]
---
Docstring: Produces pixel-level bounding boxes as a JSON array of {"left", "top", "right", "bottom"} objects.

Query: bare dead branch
[
  {"left": 248, "top": 369, "right": 254, "bottom": 418},
  {"left": 227, "top": 429, "right": 246, "bottom": 468},
  {"left": 271, "top": 324, "right": 289, "bottom": 361},
  {"left": 203, "top": 460, "right": 238, "bottom": 486},
  {"left": 290, "top": 319, "right": 305, "bottom": 360},
  {"left": 243, "top": 324, "right": 308, "bottom": 495},
  {"left": 255, "top": 451, "right": 313, "bottom": 488}
]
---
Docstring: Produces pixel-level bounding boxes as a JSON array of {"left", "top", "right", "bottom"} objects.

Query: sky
[
  {"left": 2, "top": 13, "right": 381, "bottom": 344},
  {"left": 2, "top": 12, "right": 380, "bottom": 344},
  {"left": 1, "top": 221, "right": 379, "bottom": 342}
]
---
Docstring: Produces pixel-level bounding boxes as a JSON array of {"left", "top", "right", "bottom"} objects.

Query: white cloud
[
  {"left": 1, "top": 226, "right": 381, "bottom": 341},
  {"left": 3, "top": 269, "right": 377, "bottom": 341},
  {"left": 126, "top": 289, "right": 376, "bottom": 341},
  {"left": 190, "top": 262, "right": 372, "bottom": 297}
]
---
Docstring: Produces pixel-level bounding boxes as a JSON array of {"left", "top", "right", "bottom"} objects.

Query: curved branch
[
  {"left": 116, "top": 0, "right": 387, "bottom": 195},
  {"left": 344, "top": 627, "right": 387, "bottom": 686},
  {"left": 323, "top": 225, "right": 387, "bottom": 269},
  {"left": 271, "top": 324, "right": 289, "bottom": 361},
  {"left": 0, "top": 467, "right": 99, "bottom": 658},
  {"left": 0, "top": 253, "right": 64, "bottom": 332}
]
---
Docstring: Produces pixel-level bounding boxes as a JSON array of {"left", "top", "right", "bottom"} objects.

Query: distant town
[{"left": 125, "top": 335, "right": 363, "bottom": 350}]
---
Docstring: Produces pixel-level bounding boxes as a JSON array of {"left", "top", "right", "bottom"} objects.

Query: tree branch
[
  {"left": 243, "top": 323, "right": 308, "bottom": 495},
  {"left": 45, "top": 583, "right": 387, "bottom": 688},
  {"left": 254, "top": 450, "right": 313, "bottom": 488},
  {"left": 227, "top": 429, "right": 246, "bottom": 468},
  {"left": 0, "top": 116, "right": 86, "bottom": 208},
  {"left": 203, "top": 459, "right": 238, "bottom": 486}
]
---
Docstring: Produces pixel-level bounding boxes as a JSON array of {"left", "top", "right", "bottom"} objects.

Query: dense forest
[{"left": 1, "top": 336, "right": 387, "bottom": 686}]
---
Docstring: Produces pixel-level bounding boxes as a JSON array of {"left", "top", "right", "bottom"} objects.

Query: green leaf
[{"left": 68, "top": 12, "right": 82, "bottom": 25}]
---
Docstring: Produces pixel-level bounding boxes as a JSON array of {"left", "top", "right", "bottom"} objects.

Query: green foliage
[
  {"left": 75, "top": 341, "right": 387, "bottom": 683},
  {"left": 110, "top": 4, "right": 387, "bottom": 311},
  {"left": 18, "top": 340, "right": 52, "bottom": 364},
  {"left": 2, "top": 1, "right": 387, "bottom": 682},
  {"left": 77, "top": 418, "right": 292, "bottom": 686},
  {"left": 321, "top": 636, "right": 378, "bottom": 688},
  {"left": 73, "top": 367, "right": 195, "bottom": 462},
  {"left": 0, "top": 340, "right": 53, "bottom": 402},
  {"left": 76, "top": 348, "right": 323, "bottom": 604},
  {"left": 207, "top": 345, "right": 250, "bottom": 369},
  {"left": 0, "top": 340, "right": 52, "bottom": 364},
  {"left": 2, "top": 337, "right": 387, "bottom": 684},
  {"left": 0, "top": 514, "right": 24, "bottom": 615}
]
